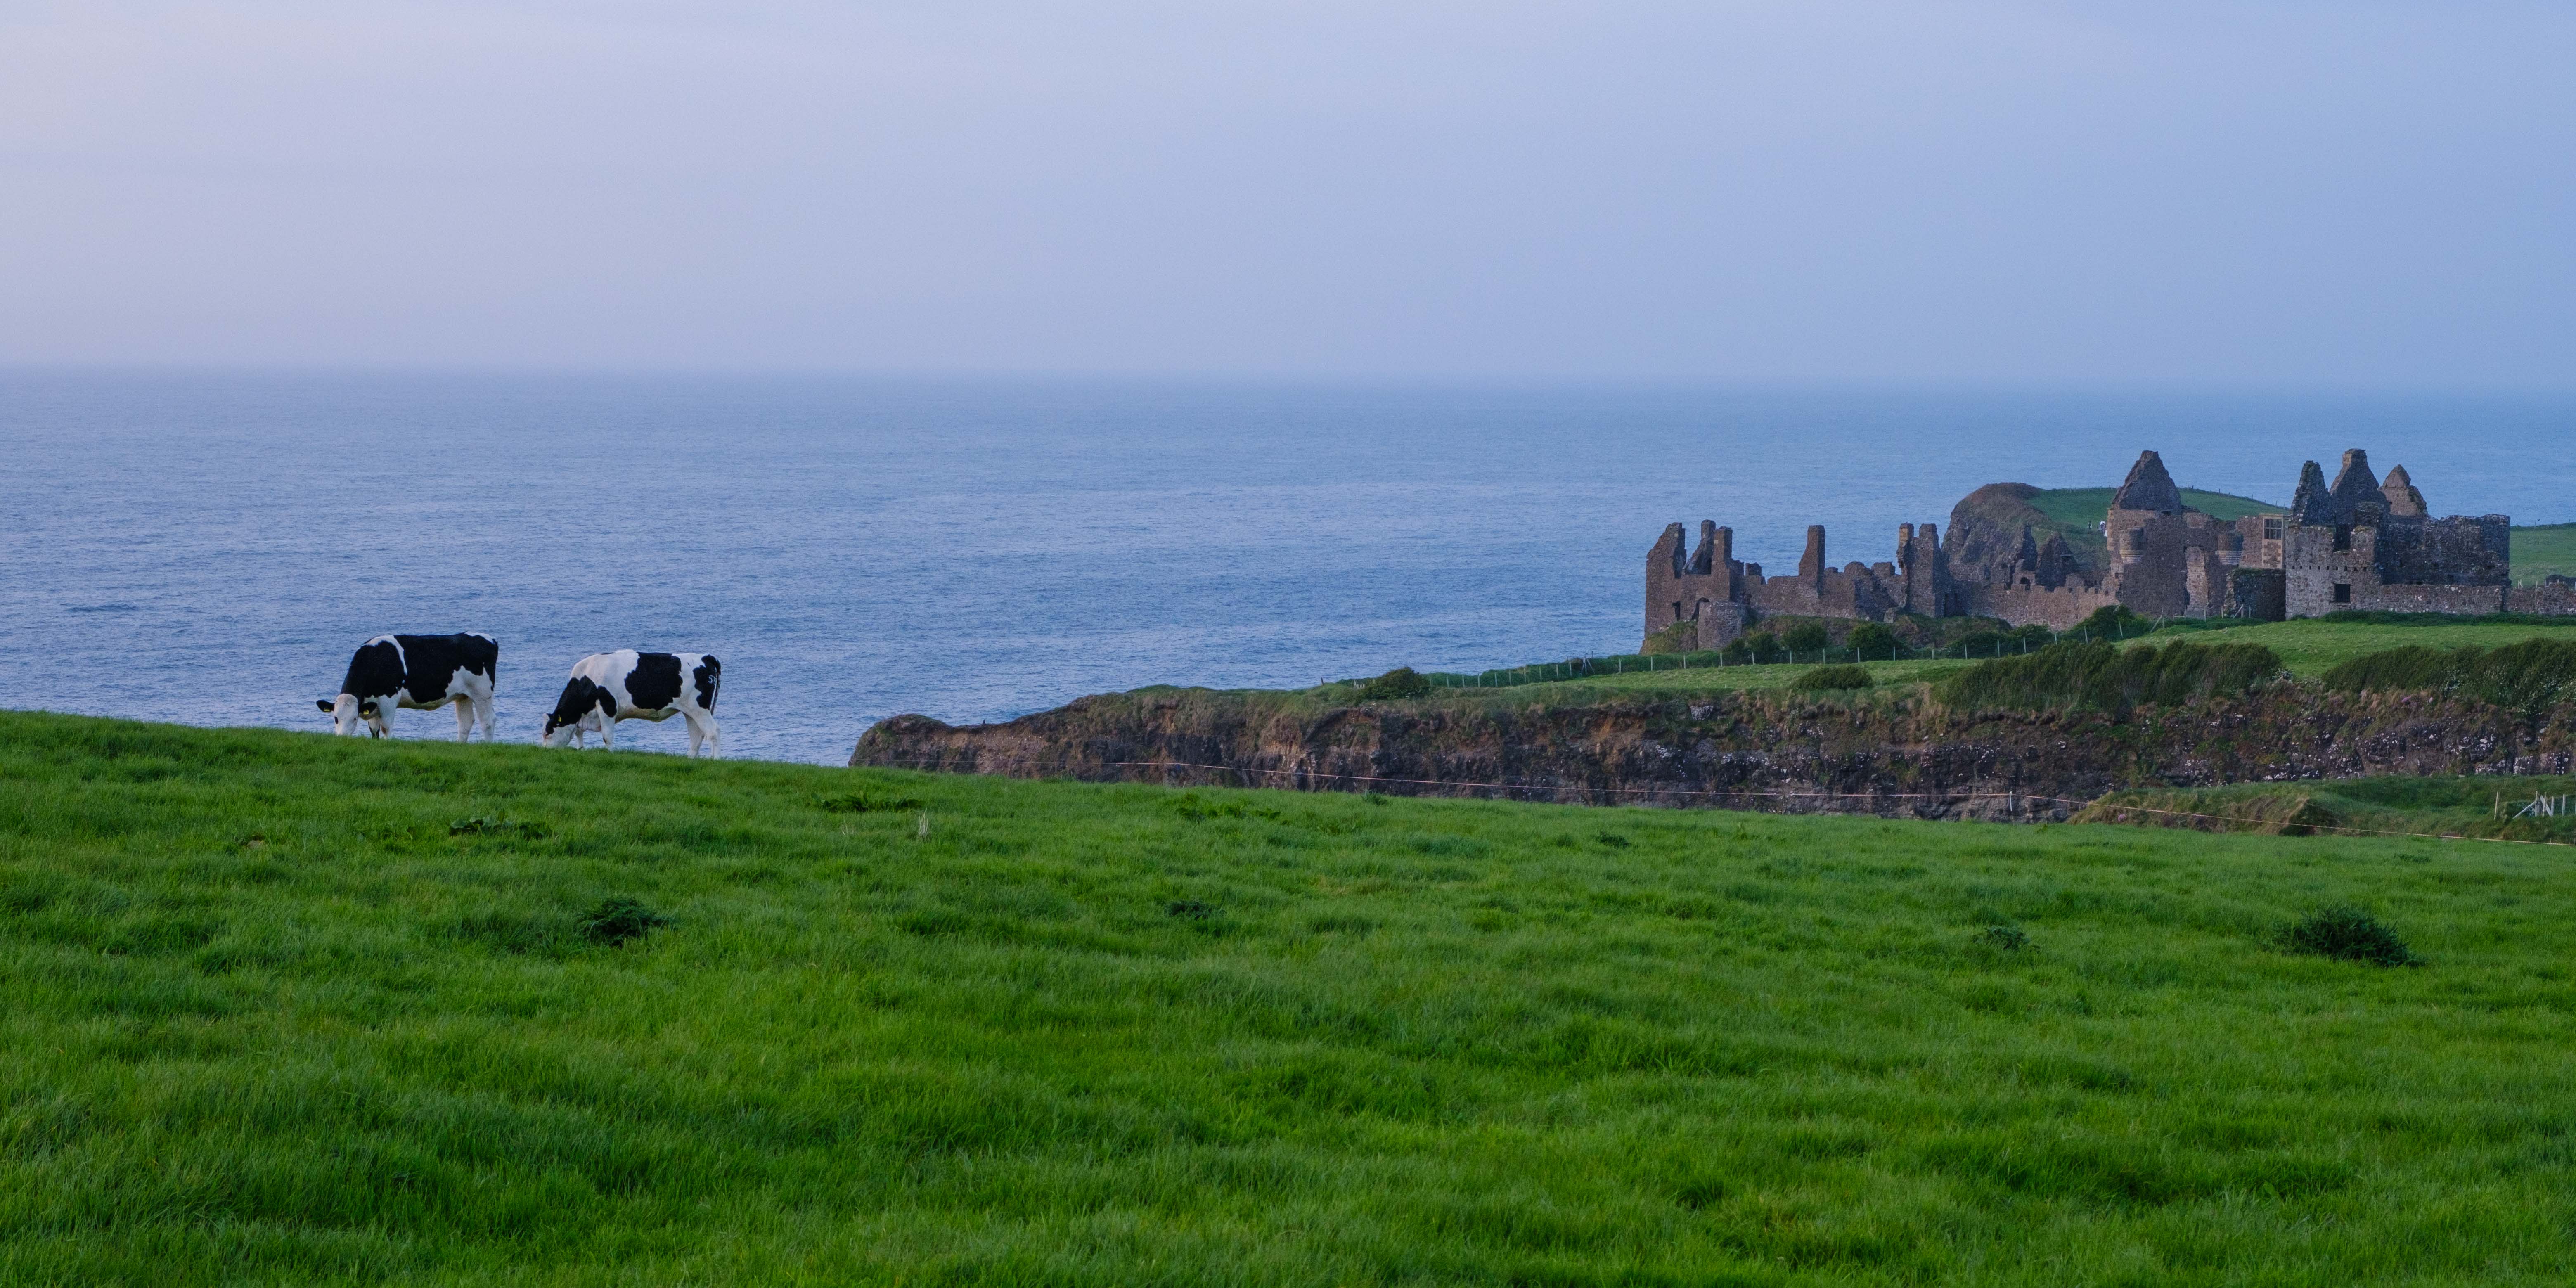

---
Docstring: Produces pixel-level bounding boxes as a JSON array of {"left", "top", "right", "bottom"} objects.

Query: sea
[{"left": 4, "top": 372, "right": 2569, "bottom": 764}]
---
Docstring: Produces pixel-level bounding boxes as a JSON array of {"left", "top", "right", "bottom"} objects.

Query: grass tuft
[
  {"left": 2278, "top": 904, "right": 2420, "bottom": 967},
  {"left": 578, "top": 896, "right": 670, "bottom": 947},
  {"left": 1973, "top": 923, "right": 2031, "bottom": 952},
  {"left": 1790, "top": 663, "right": 1873, "bottom": 691},
  {"left": 816, "top": 791, "right": 923, "bottom": 813},
  {"left": 1357, "top": 666, "right": 1432, "bottom": 701}
]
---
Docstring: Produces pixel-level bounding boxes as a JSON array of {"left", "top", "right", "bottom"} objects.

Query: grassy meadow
[{"left": 5, "top": 710, "right": 2576, "bottom": 1284}]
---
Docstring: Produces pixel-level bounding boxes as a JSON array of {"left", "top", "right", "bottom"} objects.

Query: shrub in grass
[
  {"left": 1638, "top": 620, "right": 1700, "bottom": 656},
  {"left": 580, "top": 897, "right": 669, "bottom": 947},
  {"left": 1781, "top": 622, "right": 1831, "bottom": 655},
  {"left": 1724, "top": 632, "right": 1785, "bottom": 665},
  {"left": 1937, "top": 639, "right": 2281, "bottom": 714},
  {"left": 1846, "top": 622, "right": 1899, "bottom": 658},
  {"left": 2074, "top": 604, "right": 2155, "bottom": 640},
  {"left": 818, "top": 792, "right": 923, "bottom": 814},
  {"left": 1791, "top": 664, "right": 1873, "bottom": 692},
  {"left": 2278, "top": 905, "right": 2419, "bottom": 967},
  {"left": 1973, "top": 924, "right": 2030, "bottom": 952},
  {"left": 1357, "top": 667, "right": 1432, "bottom": 701}
]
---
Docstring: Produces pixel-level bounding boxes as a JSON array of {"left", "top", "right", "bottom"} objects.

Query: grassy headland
[
  {"left": 1382, "top": 615, "right": 2576, "bottom": 703},
  {"left": 5, "top": 710, "right": 2576, "bottom": 1283}
]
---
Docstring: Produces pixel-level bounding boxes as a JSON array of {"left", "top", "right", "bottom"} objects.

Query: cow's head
[
  {"left": 315, "top": 695, "right": 389, "bottom": 737},
  {"left": 541, "top": 677, "right": 604, "bottom": 748}
]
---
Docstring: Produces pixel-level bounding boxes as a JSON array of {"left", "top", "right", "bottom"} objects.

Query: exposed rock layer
[{"left": 853, "top": 687, "right": 2576, "bottom": 821}]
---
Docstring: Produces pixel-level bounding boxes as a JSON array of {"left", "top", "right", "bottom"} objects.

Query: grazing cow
[
  {"left": 542, "top": 651, "right": 721, "bottom": 757},
  {"left": 316, "top": 632, "right": 498, "bottom": 740}
]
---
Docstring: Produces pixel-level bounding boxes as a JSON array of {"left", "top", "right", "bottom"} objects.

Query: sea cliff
[{"left": 852, "top": 684, "right": 2576, "bottom": 819}]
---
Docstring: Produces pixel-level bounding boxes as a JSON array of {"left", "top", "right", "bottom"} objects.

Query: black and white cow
[
  {"left": 317, "top": 633, "right": 498, "bottom": 740},
  {"left": 542, "top": 651, "right": 721, "bottom": 756}
]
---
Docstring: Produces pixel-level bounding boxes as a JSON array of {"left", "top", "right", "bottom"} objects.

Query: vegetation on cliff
[
  {"left": 1933, "top": 639, "right": 2283, "bottom": 714},
  {"left": 2321, "top": 637, "right": 2576, "bottom": 716},
  {"left": 1433, "top": 613, "right": 2576, "bottom": 701},
  {"left": 8, "top": 710, "right": 2576, "bottom": 1283}
]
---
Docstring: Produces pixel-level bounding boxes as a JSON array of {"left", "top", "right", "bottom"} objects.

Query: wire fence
[{"left": 1416, "top": 617, "right": 2182, "bottom": 691}]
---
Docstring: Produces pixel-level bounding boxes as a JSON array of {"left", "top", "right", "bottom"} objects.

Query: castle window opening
[
  {"left": 2333, "top": 583, "right": 2352, "bottom": 604},
  {"left": 2333, "top": 525, "right": 2353, "bottom": 551},
  {"left": 2263, "top": 517, "right": 2282, "bottom": 541}
]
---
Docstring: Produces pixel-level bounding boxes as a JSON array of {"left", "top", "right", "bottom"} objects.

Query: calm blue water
[{"left": 4, "top": 372, "right": 2569, "bottom": 763}]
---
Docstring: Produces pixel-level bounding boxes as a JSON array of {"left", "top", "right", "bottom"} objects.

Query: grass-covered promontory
[{"left": 7, "top": 710, "right": 2576, "bottom": 1284}]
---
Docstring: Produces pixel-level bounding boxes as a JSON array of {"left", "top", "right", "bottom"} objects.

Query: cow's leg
[
  {"left": 597, "top": 714, "right": 614, "bottom": 751},
  {"left": 476, "top": 691, "right": 497, "bottom": 741},
  {"left": 696, "top": 712, "right": 720, "bottom": 758},
  {"left": 452, "top": 696, "right": 473, "bottom": 742}
]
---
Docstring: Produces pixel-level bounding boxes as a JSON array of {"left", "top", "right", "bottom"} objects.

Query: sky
[{"left": 2, "top": 2, "right": 2571, "bottom": 387}]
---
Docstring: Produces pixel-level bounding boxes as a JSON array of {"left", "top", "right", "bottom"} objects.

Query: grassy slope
[
  {"left": 1426, "top": 617, "right": 2576, "bottom": 700},
  {"left": 2517, "top": 522, "right": 2576, "bottom": 581},
  {"left": 6, "top": 711, "right": 2576, "bottom": 1285},
  {"left": 2024, "top": 486, "right": 2284, "bottom": 528}
]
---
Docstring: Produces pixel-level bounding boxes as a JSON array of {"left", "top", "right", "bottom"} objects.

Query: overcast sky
[{"left": 3, "top": 2, "right": 2570, "bottom": 386}]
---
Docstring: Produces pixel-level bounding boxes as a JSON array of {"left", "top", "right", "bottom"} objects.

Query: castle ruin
[{"left": 1646, "top": 448, "right": 2575, "bottom": 648}]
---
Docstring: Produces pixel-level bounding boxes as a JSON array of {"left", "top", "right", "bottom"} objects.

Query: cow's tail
[{"left": 694, "top": 656, "right": 721, "bottom": 713}]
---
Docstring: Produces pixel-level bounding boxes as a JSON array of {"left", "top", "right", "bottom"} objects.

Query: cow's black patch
[
  {"left": 627, "top": 653, "right": 684, "bottom": 711},
  {"left": 545, "top": 676, "right": 611, "bottom": 736},
  {"left": 337, "top": 638, "right": 405, "bottom": 701},
  {"left": 692, "top": 656, "right": 720, "bottom": 713},
  {"left": 394, "top": 633, "right": 496, "bottom": 706}
]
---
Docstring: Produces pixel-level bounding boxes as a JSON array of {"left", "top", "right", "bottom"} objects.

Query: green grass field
[
  {"left": 2517, "top": 523, "right": 2576, "bottom": 582},
  {"left": 6, "top": 710, "right": 2576, "bottom": 1284},
  {"left": 1404, "top": 616, "right": 2576, "bottom": 701}
]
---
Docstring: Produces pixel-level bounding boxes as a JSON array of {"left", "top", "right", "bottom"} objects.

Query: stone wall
[
  {"left": 2374, "top": 515, "right": 2510, "bottom": 585},
  {"left": 2228, "top": 569, "right": 2286, "bottom": 621},
  {"left": 2507, "top": 577, "right": 2576, "bottom": 615},
  {"left": 1646, "top": 519, "right": 1954, "bottom": 648},
  {"left": 1961, "top": 582, "right": 2120, "bottom": 630}
]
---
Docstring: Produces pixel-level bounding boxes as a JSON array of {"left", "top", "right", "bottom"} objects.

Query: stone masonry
[{"left": 1646, "top": 448, "right": 2573, "bottom": 646}]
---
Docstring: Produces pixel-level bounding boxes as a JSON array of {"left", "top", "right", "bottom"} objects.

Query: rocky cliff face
[
  {"left": 853, "top": 687, "right": 2576, "bottom": 820},
  {"left": 1946, "top": 483, "right": 2106, "bottom": 589}
]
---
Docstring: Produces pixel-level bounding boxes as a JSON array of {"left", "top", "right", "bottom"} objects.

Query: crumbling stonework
[
  {"left": 2274, "top": 450, "right": 2514, "bottom": 618},
  {"left": 1646, "top": 447, "right": 2563, "bottom": 644}
]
